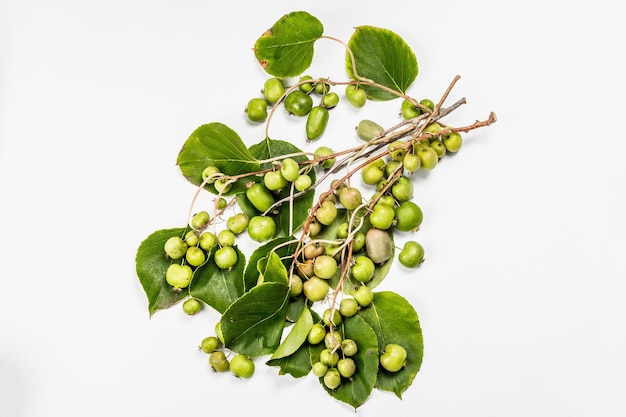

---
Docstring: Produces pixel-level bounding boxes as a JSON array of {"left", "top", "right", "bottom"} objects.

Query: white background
[{"left": 1, "top": 1, "right": 625, "bottom": 416}]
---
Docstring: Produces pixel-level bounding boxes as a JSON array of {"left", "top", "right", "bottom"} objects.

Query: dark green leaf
[
  {"left": 176, "top": 123, "right": 260, "bottom": 194},
  {"left": 358, "top": 291, "right": 423, "bottom": 398},
  {"left": 189, "top": 246, "right": 246, "bottom": 314},
  {"left": 248, "top": 137, "right": 316, "bottom": 237},
  {"left": 270, "top": 306, "right": 313, "bottom": 360},
  {"left": 265, "top": 341, "right": 312, "bottom": 378},
  {"left": 321, "top": 315, "right": 379, "bottom": 409},
  {"left": 221, "top": 282, "right": 290, "bottom": 357},
  {"left": 346, "top": 26, "right": 418, "bottom": 101},
  {"left": 135, "top": 228, "right": 188, "bottom": 316},
  {"left": 258, "top": 251, "right": 289, "bottom": 286},
  {"left": 253, "top": 11, "right": 324, "bottom": 78},
  {"left": 243, "top": 236, "right": 299, "bottom": 291}
]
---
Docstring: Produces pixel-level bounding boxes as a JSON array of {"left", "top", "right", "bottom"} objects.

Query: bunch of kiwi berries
[{"left": 165, "top": 75, "right": 463, "bottom": 384}]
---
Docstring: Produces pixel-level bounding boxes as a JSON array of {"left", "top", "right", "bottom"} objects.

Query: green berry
[
  {"left": 380, "top": 343, "right": 407, "bottom": 373},
  {"left": 351, "top": 255, "right": 375, "bottom": 283},
  {"left": 209, "top": 351, "right": 229, "bottom": 373},
  {"left": 323, "top": 368, "right": 342, "bottom": 390},
  {"left": 443, "top": 132, "right": 463, "bottom": 152},
  {"left": 246, "top": 97, "right": 268, "bottom": 123},
  {"left": 303, "top": 276, "right": 329, "bottom": 302},
  {"left": 321, "top": 92, "right": 339, "bottom": 108},
  {"left": 306, "top": 106, "right": 330, "bottom": 141},
  {"left": 284, "top": 90, "right": 313, "bottom": 116},
  {"left": 185, "top": 246, "right": 206, "bottom": 267},
  {"left": 313, "top": 255, "right": 338, "bottom": 279},
  {"left": 395, "top": 201, "right": 423, "bottom": 232},
  {"left": 417, "top": 145, "right": 439, "bottom": 170},
  {"left": 229, "top": 354, "right": 255, "bottom": 378},
  {"left": 314, "top": 146, "right": 335, "bottom": 169},
  {"left": 164, "top": 236, "right": 188, "bottom": 260},
  {"left": 339, "top": 298, "right": 359, "bottom": 318},
  {"left": 365, "top": 228, "right": 392, "bottom": 264},
  {"left": 182, "top": 297, "right": 202, "bottom": 315},
  {"left": 191, "top": 211, "right": 211, "bottom": 229},
  {"left": 247, "top": 215, "right": 276, "bottom": 242},
  {"left": 217, "top": 229, "right": 236, "bottom": 247},
  {"left": 294, "top": 174, "right": 312, "bottom": 191},
  {"left": 201, "top": 166, "right": 220, "bottom": 183},
  {"left": 398, "top": 241, "right": 425, "bottom": 268},
  {"left": 337, "top": 358, "right": 356, "bottom": 378},
  {"left": 199, "top": 232, "right": 216, "bottom": 251},
  {"left": 246, "top": 182, "right": 275, "bottom": 213},
  {"left": 214, "top": 246, "right": 238, "bottom": 269},
  {"left": 227, "top": 213, "right": 249, "bottom": 235},
  {"left": 354, "top": 285, "right": 374, "bottom": 307},
  {"left": 307, "top": 323, "right": 327, "bottom": 345},
  {"left": 345, "top": 84, "right": 367, "bottom": 108},
  {"left": 165, "top": 263, "right": 193, "bottom": 289},
  {"left": 264, "top": 170, "right": 288, "bottom": 191},
  {"left": 401, "top": 99, "right": 421, "bottom": 119},
  {"left": 356, "top": 119, "right": 384, "bottom": 141},
  {"left": 280, "top": 158, "right": 300, "bottom": 182},
  {"left": 298, "top": 75, "right": 314, "bottom": 93},
  {"left": 262, "top": 77, "right": 285, "bottom": 104},
  {"left": 312, "top": 361, "right": 328, "bottom": 378},
  {"left": 200, "top": 336, "right": 220, "bottom": 354}
]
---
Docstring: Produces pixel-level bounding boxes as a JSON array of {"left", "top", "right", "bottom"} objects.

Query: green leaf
[
  {"left": 358, "top": 291, "right": 423, "bottom": 398},
  {"left": 320, "top": 315, "right": 379, "bottom": 409},
  {"left": 176, "top": 122, "right": 260, "bottom": 194},
  {"left": 319, "top": 208, "right": 394, "bottom": 294},
  {"left": 253, "top": 11, "right": 324, "bottom": 78},
  {"left": 265, "top": 341, "right": 312, "bottom": 378},
  {"left": 135, "top": 228, "right": 188, "bottom": 316},
  {"left": 221, "top": 282, "right": 290, "bottom": 357},
  {"left": 248, "top": 137, "right": 316, "bottom": 237},
  {"left": 346, "top": 26, "right": 418, "bottom": 101},
  {"left": 243, "top": 236, "right": 298, "bottom": 291},
  {"left": 257, "top": 251, "right": 289, "bottom": 286},
  {"left": 270, "top": 306, "right": 313, "bottom": 360},
  {"left": 188, "top": 246, "right": 246, "bottom": 314}
]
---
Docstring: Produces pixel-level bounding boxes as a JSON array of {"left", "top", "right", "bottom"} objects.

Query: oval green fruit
[{"left": 306, "top": 106, "right": 330, "bottom": 141}]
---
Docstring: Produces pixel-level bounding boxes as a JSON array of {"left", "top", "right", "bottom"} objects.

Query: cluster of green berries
[
  {"left": 200, "top": 326, "right": 255, "bottom": 379},
  {"left": 308, "top": 306, "right": 361, "bottom": 390},
  {"left": 245, "top": 76, "right": 341, "bottom": 141}
]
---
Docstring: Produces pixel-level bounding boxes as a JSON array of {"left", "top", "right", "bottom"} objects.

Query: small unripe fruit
[
  {"left": 339, "top": 298, "right": 359, "bottom": 318},
  {"left": 246, "top": 182, "right": 275, "bottom": 213},
  {"left": 164, "top": 236, "right": 188, "bottom": 260},
  {"left": 307, "top": 323, "right": 327, "bottom": 345},
  {"left": 185, "top": 246, "right": 206, "bottom": 267},
  {"left": 182, "top": 297, "right": 202, "bottom": 315},
  {"left": 262, "top": 77, "right": 285, "bottom": 104},
  {"left": 280, "top": 158, "right": 300, "bottom": 182},
  {"left": 201, "top": 166, "right": 220, "bottom": 184},
  {"left": 345, "top": 84, "right": 367, "bottom": 108},
  {"left": 227, "top": 213, "right": 249, "bottom": 235},
  {"left": 313, "top": 255, "right": 338, "bottom": 279},
  {"left": 399, "top": 241, "right": 425, "bottom": 268},
  {"left": 323, "top": 368, "right": 342, "bottom": 390},
  {"left": 443, "top": 132, "right": 463, "bottom": 153},
  {"left": 365, "top": 228, "right": 393, "bottom": 264},
  {"left": 341, "top": 339, "right": 359, "bottom": 356},
  {"left": 217, "top": 229, "right": 236, "bottom": 247},
  {"left": 394, "top": 201, "right": 423, "bottom": 232},
  {"left": 380, "top": 343, "right": 407, "bottom": 373},
  {"left": 214, "top": 246, "right": 238, "bottom": 269},
  {"left": 209, "top": 351, "right": 230, "bottom": 373},
  {"left": 312, "top": 361, "right": 328, "bottom": 378},
  {"left": 354, "top": 285, "right": 374, "bottom": 307},
  {"left": 229, "top": 354, "right": 255, "bottom": 378},
  {"left": 337, "top": 358, "right": 356, "bottom": 378},
  {"left": 246, "top": 97, "right": 268, "bottom": 123},
  {"left": 191, "top": 211, "right": 211, "bottom": 229},
  {"left": 303, "top": 277, "right": 329, "bottom": 302},
  {"left": 322, "top": 308, "right": 343, "bottom": 328},
  {"left": 294, "top": 174, "right": 312, "bottom": 191},
  {"left": 165, "top": 264, "right": 193, "bottom": 289},
  {"left": 247, "top": 215, "right": 276, "bottom": 242},
  {"left": 200, "top": 336, "right": 220, "bottom": 354},
  {"left": 315, "top": 146, "right": 336, "bottom": 169},
  {"left": 356, "top": 119, "right": 384, "bottom": 141}
]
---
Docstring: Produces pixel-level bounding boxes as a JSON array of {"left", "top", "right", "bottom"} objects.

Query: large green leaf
[
  {"left": 269, "top": 306, "right": 313, "bottom": 360},
  {"left": 189, "top": 246, "right": 245, "bottom": 314},
  {"left": 176, "top": 123, "right": 260, "bottom": 194},
  {"left": 319, "top": 208, "right": 394, "bottom": 294},
  {"left": 221, "top": 282, "right": 290, "bottom": 357},
  {"left": 248, "top": 137, "right": 316, "bottom": 237},
  {"left": 135, "top": 228, "right": 188, "bottom": 316},
  {"left": 358, "top": 291, "right": 423, "bottom": 398},
  {"left": 346, "top": 26, "right": 418, "bottom": 101},
  {"left": 243, "top": 236, "right": 299, "bottom": 291},
  {"left": 253, "top": 11, "right": 324, "bottom": 78},
  {"left": 265, "top": 340, "right": 312, "bottom": 378}
]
